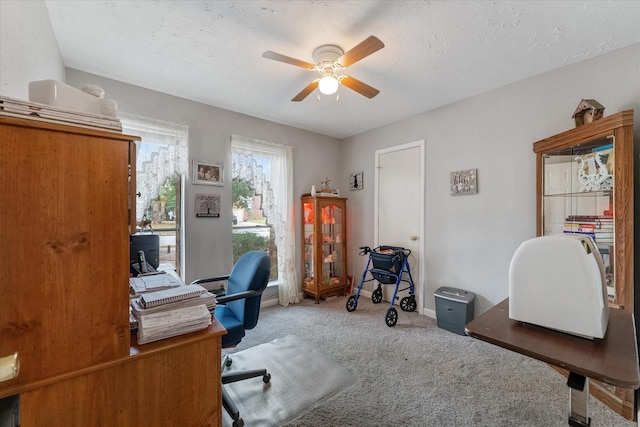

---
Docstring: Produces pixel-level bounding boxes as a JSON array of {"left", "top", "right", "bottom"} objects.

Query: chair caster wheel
[
  {"left": 263, "top": 372, "right": 271, "bottom": 383},
  {"left": 232, "top": 418, "right": 244, "bottom": 427}
]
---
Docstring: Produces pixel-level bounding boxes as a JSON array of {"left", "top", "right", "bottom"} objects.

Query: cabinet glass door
[
  {"left": 303, "top": 201, "right": 315, "bottom": 282},
  {"left": 320, "top": 203, "right": 344, "bottom": 287},
  {"left": 542, "top": 135, "right": 614, "bottom": 298}
]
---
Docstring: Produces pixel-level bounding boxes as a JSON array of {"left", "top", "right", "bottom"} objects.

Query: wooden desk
[
  {"left": 2, "top": 322, "right": 226, "bottom": 427},
  {"left": 466, "top": 299, "right": 639, "bottom": 426}
]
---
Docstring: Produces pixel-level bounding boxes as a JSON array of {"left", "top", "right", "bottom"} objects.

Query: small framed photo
[
  {"left": 349, "top": 171, "right": 363, "bottom": 190},
  {"left": 345, "top": 275, "right": 354, "bottom": 294},
  {"left": 193, "top": 159, "right": 223, "bottom": 186}
]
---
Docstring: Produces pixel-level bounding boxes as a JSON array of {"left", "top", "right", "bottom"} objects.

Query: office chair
[{"left": 191, "top": 251, "right": 272, "bottom": 427}]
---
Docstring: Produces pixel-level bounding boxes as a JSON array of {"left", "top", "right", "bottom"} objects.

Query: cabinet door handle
[
  {"left": 410, "top": 235, "right": 418, "bottom": 241},
  {"left": 0, "top": 352, "right": 19, "bottom": 382}
]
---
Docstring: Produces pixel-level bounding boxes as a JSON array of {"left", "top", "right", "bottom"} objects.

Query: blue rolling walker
[{"left": 346, "top": 245, "right": 417, "bottom": 327}]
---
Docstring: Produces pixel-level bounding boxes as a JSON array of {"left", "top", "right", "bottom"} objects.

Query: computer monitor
[{"left": 129, "top": 234, "right": 160, "bottom": 270}]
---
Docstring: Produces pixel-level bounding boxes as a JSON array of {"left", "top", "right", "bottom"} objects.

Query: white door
[{"left": 375, "top": 140, "right": 425, "bottom": 314}]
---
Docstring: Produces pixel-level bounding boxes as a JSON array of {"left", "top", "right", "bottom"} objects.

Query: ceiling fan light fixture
[
  {"left": 264, "top": 36, "right": 384, "bottom": 101},
  {"left": 318, "top": 74, "right": 339, "bottom": 95}
]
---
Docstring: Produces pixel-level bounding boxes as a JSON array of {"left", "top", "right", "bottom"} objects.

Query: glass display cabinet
[
  {"left": 532, "top": 110, "right": 635, "bottom": 420},
  {"left": 301, "top": 194, "right": 347, "bottom": 303}
]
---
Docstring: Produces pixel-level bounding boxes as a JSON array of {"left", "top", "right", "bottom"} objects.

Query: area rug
[{"left": 221, "top": 334, "right": 357, "bottom": 427}]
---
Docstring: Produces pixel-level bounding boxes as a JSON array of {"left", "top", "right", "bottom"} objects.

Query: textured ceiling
[{"left": 44, "top": 1, "right": 640, "bottom": 139}]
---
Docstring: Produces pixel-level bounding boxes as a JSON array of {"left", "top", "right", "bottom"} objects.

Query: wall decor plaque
[{"left": 450, "top": 169, "right": 477, "bottom": 196}]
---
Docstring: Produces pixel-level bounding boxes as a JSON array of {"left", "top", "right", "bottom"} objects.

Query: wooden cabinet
[
  {"left": 301, "top": 194, "right": 347, "bottom": 303},
  {"left": 0, "top": 117, "right": 134, "bottom": 386},
  {"left": 532, "top": 110, "right": 635, "bottom": 419},
  {"left": 0, "top": 117, "right": 224, "bottom": 425}
]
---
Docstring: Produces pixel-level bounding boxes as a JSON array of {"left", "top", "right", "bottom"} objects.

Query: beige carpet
[
  {"left": 221, "top": 334, "right": 356, "bottom": 427},
  {"left": 225, "top": 297, "right": 636, "bottom": 427}
]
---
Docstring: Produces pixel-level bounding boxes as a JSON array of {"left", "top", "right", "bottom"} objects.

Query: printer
[{"left": 509, "top": 234, "right": 609, "bottom": 339}]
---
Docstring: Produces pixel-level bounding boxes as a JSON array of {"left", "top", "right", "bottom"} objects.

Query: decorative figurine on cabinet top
[
  {"left": 317, "top": 177, "right": 339, "bottom": 196},
  {"left": 572, "top": 99, "right": 605, "bottom": 127}
]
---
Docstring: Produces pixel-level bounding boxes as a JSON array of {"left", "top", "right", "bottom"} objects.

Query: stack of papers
[
  {"left": 131, "top": 289, "right": 217, "bottom": 318},
  {"left": 133, "top": 283, "right": 216, "bottom": 344},
  {"left": 0, "top": 96, "right": 122, "bottom": 133},
  {"left": 137, "top": 304, "right": 212, "bottom": 344}
]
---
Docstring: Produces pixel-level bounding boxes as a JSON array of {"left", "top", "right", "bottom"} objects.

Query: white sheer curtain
[
  {"left": 231, "top": 134, "right": 299, "bottom": 306},
  {"left": 119, "top": 112, "right": 189, "bottom": 222}
]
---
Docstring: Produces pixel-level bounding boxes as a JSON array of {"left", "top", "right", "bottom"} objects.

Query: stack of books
[
  {"left": 563, "top": 215, "right": 614, "bottom": 245},
  {"left": 132, "top": 284, "right": 216, "bottom": 344}
]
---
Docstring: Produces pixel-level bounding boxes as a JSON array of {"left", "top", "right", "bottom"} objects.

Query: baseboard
[
  {"left": 423, "top": 308, "right": 436, "bottom": 319},
  {"left": 261, "top": 297, "right": 280, "bottom": 308},
  {"left": 262, "top": 290, "right": 438, "bottom": 321}
]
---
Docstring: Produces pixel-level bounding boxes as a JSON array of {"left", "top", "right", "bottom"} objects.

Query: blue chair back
[{"left": 226, "top": 251, "right": 271, "bottom": 330}]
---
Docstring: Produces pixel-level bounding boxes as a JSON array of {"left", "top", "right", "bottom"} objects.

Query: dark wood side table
[{"left": 465, "top": 298, "right": 639, "bottom": 426}]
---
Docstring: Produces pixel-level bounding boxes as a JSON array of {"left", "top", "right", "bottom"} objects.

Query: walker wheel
[
  {"left": 346, "top": 295, "right": 357, "bottom": 312},
  {"left": 400, "top": 295, "right": 417, "bottom": 312},
  {"left": 372, "top": 287, "right": 383, "bottom": 304},
  {"left": 385, "top": 307, "right": 398, "bottom": 327}
]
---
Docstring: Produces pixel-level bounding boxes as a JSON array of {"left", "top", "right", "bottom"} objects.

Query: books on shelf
[
  {"left": 137, "top": 304, "right": 212, "bottom": 345},
  {"left": 563, "top": 222, "right": 613, "bottom": 232},
  {"left": 563, "top": 214, "right": 614, "bottom": 243},
  {"left": 562, "top": 230, "right": 613, "bottom": 243}
]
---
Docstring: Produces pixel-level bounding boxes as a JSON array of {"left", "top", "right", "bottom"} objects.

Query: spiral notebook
[
  {"left": 131, "top": 291, "right": 216, "bottom": 318},
  {"left": 139, "top": 284, "right": 207, "bottom": 308}
]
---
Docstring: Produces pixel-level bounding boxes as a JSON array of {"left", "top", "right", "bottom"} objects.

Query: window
[
  {"left": 231, "top": 135, "right": 299, "bottom": 306},
  {"left": 121, "top": 113, "right": 188, "bottom": 274}
]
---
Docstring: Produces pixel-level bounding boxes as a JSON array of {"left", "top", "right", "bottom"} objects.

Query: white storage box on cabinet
[{"left": 434, "top": 287, "right": 476, "bottom": 335}]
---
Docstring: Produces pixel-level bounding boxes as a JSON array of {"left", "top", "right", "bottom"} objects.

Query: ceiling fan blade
[
  {"left": 339, "top": 76, "right": 380, "bottom": 99},
  {"left": 292, "top": 80, "right": 319, "bottom": 102},
  {"left": 337, "top": 36, "right": 385, "bottom": 68},
  {"left": 262, "top": 51, "right": 316, "bottom": 69}
]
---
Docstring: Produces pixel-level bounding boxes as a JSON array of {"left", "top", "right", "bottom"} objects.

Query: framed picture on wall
[
  {"left": 193, "top": 159, "right": 223, "bottom": 186},
  {"left": 349, "top": 171, "right": 363, "bottom": 190},
  {"left": 195, "top": 194, "right": 220, "bottom": 218}
]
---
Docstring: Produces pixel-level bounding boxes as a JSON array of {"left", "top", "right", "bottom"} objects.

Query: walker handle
[{"left": 359, "top": 246, "right": 372, "bottom": 256}]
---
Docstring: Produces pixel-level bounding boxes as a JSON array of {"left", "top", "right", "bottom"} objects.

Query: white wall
[
  {"left": 342, "top": 43, "right": 640, "bottom": 315},
  {"left": 0, "top": 0, "right": 64, "bottom": 97}
]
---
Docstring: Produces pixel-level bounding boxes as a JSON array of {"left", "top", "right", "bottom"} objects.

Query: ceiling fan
[{"left": 262, "top": 35, "right": 385, "bottom": 102}]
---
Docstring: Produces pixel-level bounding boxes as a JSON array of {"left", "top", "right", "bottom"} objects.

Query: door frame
[{"left": 374, "top": 139, "right": 426, "bottom": 315}]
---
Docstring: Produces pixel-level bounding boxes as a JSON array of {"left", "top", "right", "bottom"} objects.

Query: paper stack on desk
[
  {"left": 137, "top": 304, "right": 212, "bottom": 344},
  {"left": 133, "top": 284, "right": 215, "bottom": 344},
  {"left": 131, "top": 285, "right": 217, "bottom": 318}
]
